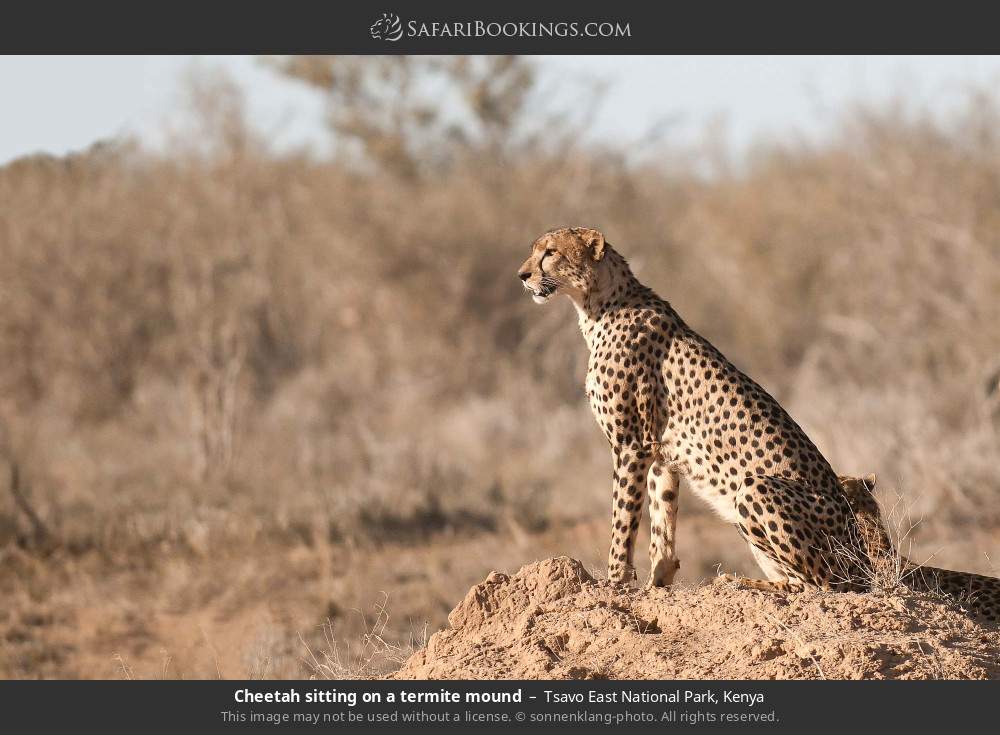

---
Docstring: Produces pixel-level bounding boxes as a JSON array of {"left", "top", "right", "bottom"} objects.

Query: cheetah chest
[
  {"left": 584, "top": 328, "right": 668, "bottom": 451},
  {"left": 584, "top": 353, "right": 648, "bottom": 446}
]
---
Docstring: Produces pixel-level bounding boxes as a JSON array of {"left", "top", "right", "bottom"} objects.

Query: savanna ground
[{"left": 1, "top": 57, "right": 999, "bottom": 679}]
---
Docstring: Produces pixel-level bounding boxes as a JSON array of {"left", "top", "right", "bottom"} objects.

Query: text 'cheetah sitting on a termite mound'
[{"left": 518, "top": 227, "right": 866, "bottom": 590}]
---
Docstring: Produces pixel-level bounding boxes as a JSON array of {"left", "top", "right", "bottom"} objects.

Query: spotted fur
[
  {"left": 839, "top": 474, "right": 1000, "bottom": 624},
  {"left": 518, "top": 227, "right": 868, "bottom": 590}
]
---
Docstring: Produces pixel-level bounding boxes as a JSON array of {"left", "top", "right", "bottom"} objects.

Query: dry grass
[
  {"left": 1, "top": 59, "right": 999, "bottom": 678},
  {"left": 827, "top": 486, "right": 930, "bottom": 594},
  {"left": 300, "top": 593, "right": 428, "bottom": 679}
]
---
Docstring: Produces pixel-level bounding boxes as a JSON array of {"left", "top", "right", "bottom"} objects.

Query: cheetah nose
[{"left": 518, "top": 271, "right": 531, "bottom": 282}]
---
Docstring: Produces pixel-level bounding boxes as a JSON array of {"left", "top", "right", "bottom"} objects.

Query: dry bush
[
  {"left": 0, "top": 62, "right": 998, "bottom": 582},
  {"left": 300, "top": 593, "right": 427, "bottom": 679}
]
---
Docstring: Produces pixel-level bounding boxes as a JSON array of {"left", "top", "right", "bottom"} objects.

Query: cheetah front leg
[
  {"left": 645, "top": 459, "right": 680, "bottom": 588},
  {"left": 607, "top": 447, "right": 652, "bottom": 585}
]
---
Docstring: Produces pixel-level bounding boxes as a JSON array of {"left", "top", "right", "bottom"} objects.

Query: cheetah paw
[
  {"left": 608, "top": 566, "right": 638, "bottom": 588},
  {"left": 712, "top": 573, "right": 740, "bottom": 586}
]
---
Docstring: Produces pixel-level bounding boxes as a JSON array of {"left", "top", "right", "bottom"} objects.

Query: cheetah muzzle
[{"left": 518, "top": 226, "right": 869, "bottom": 591}]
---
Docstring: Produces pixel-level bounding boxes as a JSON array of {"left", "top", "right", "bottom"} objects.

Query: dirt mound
[{"left": 393, "top": 556, "right": 1000, "bottom": 680}]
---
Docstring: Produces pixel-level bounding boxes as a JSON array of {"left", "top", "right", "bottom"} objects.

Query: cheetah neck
[{"left": 568, "top": 247, "right": 645, "bottom": 351}]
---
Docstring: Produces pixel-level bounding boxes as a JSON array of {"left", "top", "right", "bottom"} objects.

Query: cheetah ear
[
  {"left": 863, "top": 473, "right": 877, "bottom": 490},
  {"left": 578, "top": 228, "right": 606, "bottom": 262}
]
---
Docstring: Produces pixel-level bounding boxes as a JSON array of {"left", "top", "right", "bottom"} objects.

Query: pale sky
[{"left": 2, "top": 55, "right": 1000, "bottom": 164}]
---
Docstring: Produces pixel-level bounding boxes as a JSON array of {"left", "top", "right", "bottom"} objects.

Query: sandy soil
[{"left": 394, "top": 556, "right": 1000, "bottom": 680}]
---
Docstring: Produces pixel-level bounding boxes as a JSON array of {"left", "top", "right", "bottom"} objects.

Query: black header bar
[{"left": 2, "top": 1, "right": 999, "bottom": 53}]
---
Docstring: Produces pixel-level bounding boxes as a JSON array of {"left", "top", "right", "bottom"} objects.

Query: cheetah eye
[{"left": 543, "top": 248, "right": 556, "bottom": 258}]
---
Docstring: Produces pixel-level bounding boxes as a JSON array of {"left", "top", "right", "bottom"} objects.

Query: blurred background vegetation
[{"left": 2, "top": 56, "right": 999, "bottom": 678}]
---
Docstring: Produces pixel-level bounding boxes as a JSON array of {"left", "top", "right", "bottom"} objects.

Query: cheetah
[
  {"left": 517, "top": 227, "right": 867, "bottom": 590},
  {"left": 839, "top": 474, "right": 1000, "bottom": 624}
]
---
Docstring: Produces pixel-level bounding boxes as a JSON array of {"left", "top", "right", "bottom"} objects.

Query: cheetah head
[
  {"left": 517, "top": 227, "right": 606, "bottom": 304},
  {"left": 837, "top": 473, "right": 880, "bottom": 518}
]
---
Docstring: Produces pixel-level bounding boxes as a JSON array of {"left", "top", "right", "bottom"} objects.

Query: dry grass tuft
[{"left": 300, "top": 594, "right": 428, "bottom": 679}]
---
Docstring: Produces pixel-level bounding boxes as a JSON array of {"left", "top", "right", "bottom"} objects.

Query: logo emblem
[{"left": 370, "top": 12, "right": 403, "bottom": 41}]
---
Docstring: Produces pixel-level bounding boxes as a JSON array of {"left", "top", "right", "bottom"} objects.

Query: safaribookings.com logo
[
  {"left": 370, "top": 13, "right": 404, "bottom": 41},
  {"left": 370, "top": 13, "right": 631, "bottom": 41}
]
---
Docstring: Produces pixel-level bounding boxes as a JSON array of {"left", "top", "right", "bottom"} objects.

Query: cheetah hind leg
[
  {"left": 731, "top": 473, "right": 861, "bottom": 592},
  {"left": 712, "top": 573, "right": 805, "bottom": 593},
  {"left": 712, "top": 536, "right": 807, "bottom": 593}
]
